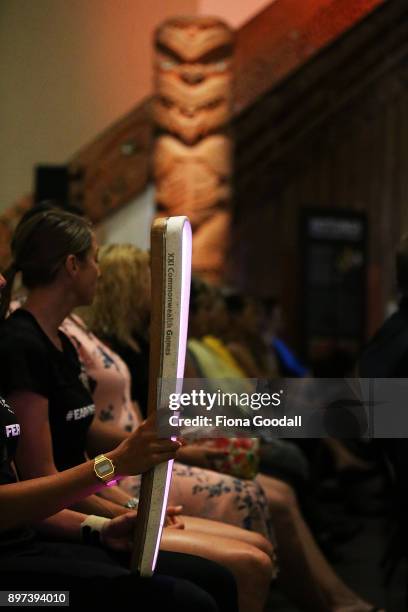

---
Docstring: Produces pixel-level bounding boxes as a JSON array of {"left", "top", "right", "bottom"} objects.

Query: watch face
[{"left": 98, "top": 462, "right": 113, "bottom": 476}]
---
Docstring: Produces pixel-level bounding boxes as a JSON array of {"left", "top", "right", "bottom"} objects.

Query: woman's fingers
[
  {"left": 117, "top": 417, "right": 183, "bottom": 474},
  {"left": 151, "top": 451, "right": 179, "bottom": 464},
  {"left": 150, "top": 440, "right": 181, "bottom": 453},
  {"left": 141, "top": 412, "right": 157, "bottom": 428},
  {"left": 167, "top": 505, "right": 183, "bottom": 515},
  {"left": 204, "top": 448, "right": 229, "bottom": 459}
]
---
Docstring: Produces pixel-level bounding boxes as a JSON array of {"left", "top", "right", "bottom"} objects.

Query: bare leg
[
  {"left": 257, "top": 474, "right": 381, "bottom": 612},
  {"left": 161, "top": 528, "right": 273, "bottom": 612},
  {"left": 181, "top": 514, "right": 275, "bottom": 560},
  {"left": 256, "top": 474, "right": 328, "bottom": 612}
]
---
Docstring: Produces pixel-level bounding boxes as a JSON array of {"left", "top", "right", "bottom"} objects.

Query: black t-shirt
[
  {"left": 0, "top": 395, "right": 34, "bottom": 549},
  {"left": 0, "top": 309, "right": 95, "bottom": 471}
]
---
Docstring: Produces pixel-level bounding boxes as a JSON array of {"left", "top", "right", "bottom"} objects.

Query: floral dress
[
  {"left": 167, "top": 463, "right": 272, "bottom": 538},
  {"left": 61, "top": 315, "right": 141, "bottom": 496},
  {"left": 62, "top": 316, "right": 274, "bottom": 540}
]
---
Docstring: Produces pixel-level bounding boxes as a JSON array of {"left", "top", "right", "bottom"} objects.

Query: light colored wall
[
  {"left": 95, "top": 184, "right": 155, "bottom": 249},
  {"left": 198, "top": 0, "right": 274, "bottom": 27},
  {"left": 0, "top": 0, "right": 271, "bottom": 214},
  {"left": 0, "top": 0, "right": 197, "bottom": 211}
]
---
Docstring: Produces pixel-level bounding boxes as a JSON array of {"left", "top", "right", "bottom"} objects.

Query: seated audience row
[{"left": 0, "top": 204, "right": 384, "bottom": 611}]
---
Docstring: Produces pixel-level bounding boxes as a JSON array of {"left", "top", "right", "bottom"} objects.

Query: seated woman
[
  {"left": 0, "top": 208, "right": 272, "bottom": 612},
  {"left": 207, "top": 288, "right": 310, "bottom": 490},
  {"left": 0, "top": 272, "right": 238, "bottom": 612}
]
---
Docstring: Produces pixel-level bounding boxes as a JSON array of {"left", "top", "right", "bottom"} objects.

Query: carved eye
[{"left": 161, "top": 60, "right": 176, "bottom": 70}]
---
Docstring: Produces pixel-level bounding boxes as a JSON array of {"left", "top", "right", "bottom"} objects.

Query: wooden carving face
[
  {"left": 154, "top": 17, "right": 234, "bottom": 144},
  {"left": 153, "top": 17, "right": 234, "bottom": 281},
  {"left": 154, "top": 135, "right": 231, "bottom": 226},
  {"left": 155, "top": 17, "right": 234, "bottom": 63}
]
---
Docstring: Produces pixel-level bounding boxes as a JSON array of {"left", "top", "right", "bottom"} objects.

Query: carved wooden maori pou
[{"left": 153, "top": 16, "right": 234, "bottom": 282}]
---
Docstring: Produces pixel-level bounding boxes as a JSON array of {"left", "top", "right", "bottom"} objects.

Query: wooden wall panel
[{"left": 229, "top": 56, "right": 408, "bottom": 350}]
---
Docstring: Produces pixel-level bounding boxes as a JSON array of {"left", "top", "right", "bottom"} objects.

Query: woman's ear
[{"left": 65, "top": 254, "right": 79, "bottom": 278}]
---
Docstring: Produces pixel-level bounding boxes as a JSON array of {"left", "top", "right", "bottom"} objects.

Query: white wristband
[{"left": 80, "top": 514, "right": 111, "bottom": 546}]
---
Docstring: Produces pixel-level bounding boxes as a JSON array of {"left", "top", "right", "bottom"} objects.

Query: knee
[
  {"left": 234, "top": 548, "right": 273, "bottom": 586},
  {"left": 247, "top": 532, "right": 275, "bottom": 559},
  {"left": 247, "top": 549, "right": 273, "bottom": 585},
  {"left": 267, "top": 480, "right": 297, "bottom": 517}
]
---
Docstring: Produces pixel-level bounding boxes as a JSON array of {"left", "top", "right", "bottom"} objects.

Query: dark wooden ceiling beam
[
  {"left": 233, "top": 0, "right": 385, "bottom": 112},
  {"left": 235, "top": 0, "right": 408, "bottom": 148}
]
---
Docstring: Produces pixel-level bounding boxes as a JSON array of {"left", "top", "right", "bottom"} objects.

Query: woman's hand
[
  {"left": 100, "top": 506, "right": 185, "bottom": 553},
  {"left": 165, "top": 505, "right": 185, "bottom": 529},
  {"left": 100, "top": 512, "right": 137, "bottom": 552},
  {"left": 175, "top": 443, "right": 228, "bottom": 470},
  {"left": 109, "top": 413, "right": 181, "bottom": 477}
]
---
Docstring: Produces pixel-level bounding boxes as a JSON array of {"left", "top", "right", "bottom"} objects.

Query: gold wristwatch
[{"left": 94, "top": 454, "right": 116, "bottom": 485}]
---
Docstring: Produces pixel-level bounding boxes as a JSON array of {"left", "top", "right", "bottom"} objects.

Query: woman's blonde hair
[{"left": 83, "top": 244, "right": 150, "bottom": 346}]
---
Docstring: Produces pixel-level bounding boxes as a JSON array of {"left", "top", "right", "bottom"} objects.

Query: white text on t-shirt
[
  {"left": 5, "top": 423, "right": 20, "bottom": 437},
  {"left": 65, "top": 404, "right": 95, "bottom": 422}
]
